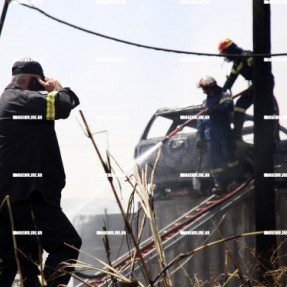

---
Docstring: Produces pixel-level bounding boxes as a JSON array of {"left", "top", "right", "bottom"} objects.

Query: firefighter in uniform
[
  {"left": 218, "top": 38, "right": 279, "bottom": 140},
  {"left": 218, "top": 38, "right": 254, "bottom": 140},
  {"left": 0, "top": 60, "right": 82, "bottom": 286},
  {"left": 196, "top": 76, "right": 244, "bottom": 195}
]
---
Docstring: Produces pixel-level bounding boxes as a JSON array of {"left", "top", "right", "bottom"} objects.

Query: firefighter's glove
[{"left": 196, "top": 138, "right": 206, "bottom": 148}]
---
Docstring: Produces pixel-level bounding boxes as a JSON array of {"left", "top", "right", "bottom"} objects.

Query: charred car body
[{"left": 134, "top": 105, "right": 287, "bottom": 198}]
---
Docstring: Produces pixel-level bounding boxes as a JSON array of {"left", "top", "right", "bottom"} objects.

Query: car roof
[{"left": 155, "top": 105, "right": 202, "bottom": 120}]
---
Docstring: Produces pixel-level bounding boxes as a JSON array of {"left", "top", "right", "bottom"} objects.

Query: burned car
[{"left": 134, "top": 105, "right": 287, "bottom": 198}]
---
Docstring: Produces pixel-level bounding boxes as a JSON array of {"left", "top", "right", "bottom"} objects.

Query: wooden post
[{"left": 253, "top": 0, "right": 277, "bottom": 284}]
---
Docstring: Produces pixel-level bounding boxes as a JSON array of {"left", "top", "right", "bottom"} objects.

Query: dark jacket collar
[{"left": 5, "top": 83, "right": 24, "bottom": 91}]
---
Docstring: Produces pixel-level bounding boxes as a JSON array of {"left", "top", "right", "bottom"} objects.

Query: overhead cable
[
  {"left": 20, "top": 3, "right": 287, "bottom": 58},
  {"left": 0, "top": 0, "right": 11, "bottom": 37}
]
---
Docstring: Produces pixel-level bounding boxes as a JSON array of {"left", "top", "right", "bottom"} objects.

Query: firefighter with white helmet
[{"left": 197, "top": 76, "right": 244, "bottom": 195}]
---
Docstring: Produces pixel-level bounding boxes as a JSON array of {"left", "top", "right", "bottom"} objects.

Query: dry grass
[{"left": 2, "top": 110, "right": 287, "bottom": 287}]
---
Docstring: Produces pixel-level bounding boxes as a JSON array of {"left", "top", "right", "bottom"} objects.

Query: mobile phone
[{"left": 28, "top": 77, "right": 45, "bottom": 91}]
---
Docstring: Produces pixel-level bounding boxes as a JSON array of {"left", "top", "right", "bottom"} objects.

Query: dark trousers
[
  {"left": 234, "top": 90, "right": 253, "bottom": 138},
  {"left": 0, "top": 193, "right": 82, "bottom": 287},
  {"left": 234, "top": 90, "right": 280, "bottom": 140},
  {"left": 207, "top": 134, "right": 241, "bottom": 188}
]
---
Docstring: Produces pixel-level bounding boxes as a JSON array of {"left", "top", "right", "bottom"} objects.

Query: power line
[
  {"left": 20, "top": 3, "right": 287, "bottom": 58},
  {"left": 0, "top": 0, "right": 11, "bottom": 37}
]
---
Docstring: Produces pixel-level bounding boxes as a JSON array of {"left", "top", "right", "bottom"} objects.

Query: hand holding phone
[
  {"left": 28, "top": 77, "right": 46, "bottom": 91},
  {"left": 38, "top": 77, "right": 62, "bottom": 92}
]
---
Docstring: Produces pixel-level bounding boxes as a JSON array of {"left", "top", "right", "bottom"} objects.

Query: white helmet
[{"left": 198, "top": 76, "right": 217, "bottom": 88}]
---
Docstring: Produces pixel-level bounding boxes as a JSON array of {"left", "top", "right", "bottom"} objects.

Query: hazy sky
[{"left": 0, "top": 0, "right": 287, "bottom": 218}]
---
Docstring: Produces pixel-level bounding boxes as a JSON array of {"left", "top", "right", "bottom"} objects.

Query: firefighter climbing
[{"left": 218, "top": 38, "right": 280, "bottom": 141}]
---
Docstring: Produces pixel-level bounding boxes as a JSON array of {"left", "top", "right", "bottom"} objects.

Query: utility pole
[{"left": 253, "top": 0, "right": 277, "bottom": 284}]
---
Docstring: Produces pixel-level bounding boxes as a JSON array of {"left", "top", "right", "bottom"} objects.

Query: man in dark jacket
[
  {"left": 0, "top": 60, "right": 82, "bottom": 286},
  {"left": 197, "top": 76, "right": 244, "bottom": 195}
]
